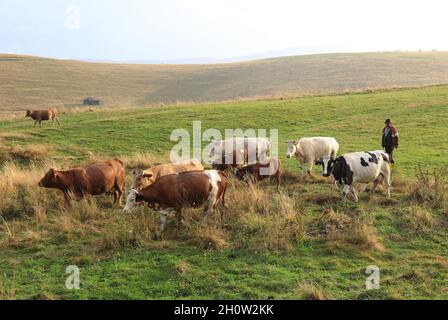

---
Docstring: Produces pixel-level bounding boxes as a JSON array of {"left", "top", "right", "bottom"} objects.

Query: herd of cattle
[
  {"left": 34, "top": 131, "right": 391, "bottom": 233},
  {"left": 27, "top": 108, "right": 391, "bottom": 233}
]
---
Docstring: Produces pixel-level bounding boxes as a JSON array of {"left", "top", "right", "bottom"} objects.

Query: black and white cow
[{"left": 319, "top": 151, "right": 391, "bottom": 202}]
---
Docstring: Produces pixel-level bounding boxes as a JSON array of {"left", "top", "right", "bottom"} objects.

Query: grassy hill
[
  {"left": 2, "top": 51, "right": 448, "bottom": 111},
  {"left": 0, "top": 86, "right": 447, "bottom": 299}
]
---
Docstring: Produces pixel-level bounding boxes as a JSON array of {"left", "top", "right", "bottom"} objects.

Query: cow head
[
  {"left": 25, "top": 110, "right": 32, "bottom": 117},
  {"left": 123, "top": 189, "right": 145, "bottom": 213},
  {"left": 131, "top": 169, "right": 153, "bottom": 191},
  {"left": 38, "top": 169, "right": 60, "bottom": 188},
  {"left": 286, "top": 141, "right": 299, "bottom": 159},
  {"left": 321, "top": 156, "right": 336, "bottom": 177},
  {"left": 235, "top": 167, "right": 248, "bottom": 180}
]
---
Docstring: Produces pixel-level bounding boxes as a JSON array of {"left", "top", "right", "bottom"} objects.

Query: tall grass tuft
[
  {"left": 408, "top": 167, "right": 447, "bottom": 209},
  {"left": 297, "top": 282, "right": 330, "bottom": 300}
]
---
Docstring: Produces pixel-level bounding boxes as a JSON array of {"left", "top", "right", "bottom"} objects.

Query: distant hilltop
[{"left": 2, "top": 51, "right": 448, "bottom": 111}]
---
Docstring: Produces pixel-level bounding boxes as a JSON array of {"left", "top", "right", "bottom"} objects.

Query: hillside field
[
  {"left": 0, "top": 86, "right": 447, "bottom": 300},
  {"left": 2, "top": 51, "right": 448, "bottom": 112}
]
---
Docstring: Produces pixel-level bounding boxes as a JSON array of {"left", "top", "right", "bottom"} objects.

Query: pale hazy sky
[{"left": 1, "top": 0, "right": 447, "bottom": 62}]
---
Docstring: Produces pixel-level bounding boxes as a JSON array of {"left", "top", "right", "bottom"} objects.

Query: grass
[
  {"left": 1, "top": 84, "right": 447, "bottom": 175},
  {"left": 2, "top": 51, "right": 448, "bottom": 112},
  {"left": 0, "top": 85, "right": 447, "bottom": 300}
]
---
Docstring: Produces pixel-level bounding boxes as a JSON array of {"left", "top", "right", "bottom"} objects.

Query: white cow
[
  {"left": 209, "top": 137, "right": 272, "bottom": 165},
  {"left": 320, "top": 150, "right": 391, "bottom": 202},
  {"left": 286, "top": 137, "right": 339, "bottom": 175}
]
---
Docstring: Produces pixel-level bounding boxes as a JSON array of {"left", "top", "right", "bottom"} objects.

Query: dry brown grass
[
  {"left": 347, "top": 224, "right": 385, "bottom": 251},
  {"left": 175, "top": 260, "right": 190, "bottom": 275},
  {"left": 0, "top": 144, "right": 50, "bottom": 163},
  {"left": 0, "top": 151, "right": 445, "bottom": 258},
  {"left": 406, "top": 206, "right": 435, "bottom": 234},
  {"left": 3, "top": 52, "right": 448, "bottom": 112},
  {"left": 297, "top": 282, "right": 330, "bottom": 300},
  {"left": 315, "top": 207, "right": 385, "bottom": 252},
  {"left": 408, "top": 167, "right": 447, "bottom": 209}
]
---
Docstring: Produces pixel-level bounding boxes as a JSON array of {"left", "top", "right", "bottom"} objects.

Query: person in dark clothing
[{"left": 382, "top": 119, "right": 399, "bottom": 164}]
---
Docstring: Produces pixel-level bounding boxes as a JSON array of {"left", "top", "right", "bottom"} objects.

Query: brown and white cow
[
  {"left": 123, "top": 170, "right": 227, "bottom": 233},
  {"left": 38, "top": 159, "right": 126, "bottom": 204},
  {"left": 26, "top": 108, "right": 61, "bottom": 128},
  {"left": 131, "top": 159, "right": 204, "bottom": 191},
  {"left": 235, "top": 158, "right": 283, "bottom": 191}
]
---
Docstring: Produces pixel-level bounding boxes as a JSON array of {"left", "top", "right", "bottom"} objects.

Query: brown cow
[
  {"left": 235, "top": 158, "right": 283, "bottom": 191},
  {"left": 123, "top": 170, "right": 227, "bottom": 233},
  {"left": 26, "top": 108, "right": 61, "bottom": 128},
  {"left": 38, "top": 159, "right": 126, "bottom": 204},
  {"left": 131, "top": 159, "right": 204, "bottom": 191}
]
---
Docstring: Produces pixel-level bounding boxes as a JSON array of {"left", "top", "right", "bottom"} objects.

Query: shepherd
[{"left": 382, "top": 119, "right": 399, "bottom": 165}]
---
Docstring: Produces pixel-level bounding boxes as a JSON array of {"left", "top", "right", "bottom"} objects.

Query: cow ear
[{"left": 142, "top": 173, "right": 153, "bottom": 179}]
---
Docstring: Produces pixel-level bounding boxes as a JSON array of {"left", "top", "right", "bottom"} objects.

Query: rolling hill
[{"left": 2, "top": 51, "right": 448, "bottom": 111}]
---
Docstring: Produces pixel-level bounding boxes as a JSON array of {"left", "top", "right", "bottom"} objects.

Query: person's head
[{"left": 385, "top": 119, "right": 392, "bottom": 128}]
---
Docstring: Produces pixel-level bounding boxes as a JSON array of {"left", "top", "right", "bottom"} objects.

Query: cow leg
[
  {"left": 299, "top": 161, "right": 305, "bottom": 174},
  {"left": 63, "top": 192, "right": 71, "bottom": 206},
  {"left": 341, "top": 184, "right": 350, "bottom": 203},
  {"left": 351, "top": 185, "right": 359, "bottom": 202},
  {"left": 159, "top": 209, "right": 171, "bottom": 235},
  {"left": 172, "top": 206, "right": 183, "bottom": 225},
  {"left": 383, "top": 172, "right": 392, "bottom": 198},
  {"left": 369, "top": 179, "right": 381, "bottom": 194},
  {"left": 204, "top": 192, "right": 219, "bottom": 221},
  {"left": 56, "top": 117, "right": 61, "bottom": 126},
  {"left": 34, "top": 121, "right": 37, "bottom": 128},
  {"left": 276, "top": 174, "right": 281, "bottom": 192},
  {"left": 296, "top": 157, "right": 305, "bottom": 174},
  {"left": 360, "top": 183, "right": 368, "bottom": 193},
  {"left": 215, "top": 185, "right": 228, "bottom": 210},
  {"left": 117, "top": 188, "right": 124, "bottom": 205},
  {"left": 221, "top": 186, "right": 228, "bottom": 209},
  {"left": 39, "top": 121, "right": 43, "bottom": 128},
  {"left": 307, "top": 159, "right": 314, "bottom": 176}
]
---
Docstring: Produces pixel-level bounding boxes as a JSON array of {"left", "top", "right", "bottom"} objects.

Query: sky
[{"left": 1, "top": 0, "right": 447, "bottom": 62}]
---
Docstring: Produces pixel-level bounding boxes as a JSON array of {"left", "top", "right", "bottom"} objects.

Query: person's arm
[
  {"left": 392, "top": 127, "right": 399, "bottom": 148},
  {"left": 381, "top": 128, "right": 386, "bottom": 148}
]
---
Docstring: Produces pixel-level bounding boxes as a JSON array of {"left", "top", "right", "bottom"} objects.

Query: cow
[
  {"left": 38, "top": 159, "right": 126, "bottom": 205},
  {"left": 212, "top": 148, "right": 248, "bottom": 172},
  {"left": 26, "top": 108, "right": 61, "bottom": 128},
  {"left": 319, "top": 151, "right": 391, "bottom": 202},
  {"left": 286, "top": 137, "right": 339, "bottom": 175},
  {"left": 131, "top": 159, "right": 204, "bottom": 191},
  {"left": 209, "top": 137, "right": 272, "bottom": 166},
  {"left": 235, "top": 158, "right": 283, "bottom": 191},
  {"left": 123, "top": 170, "right": 228, "bottom": 234}
]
